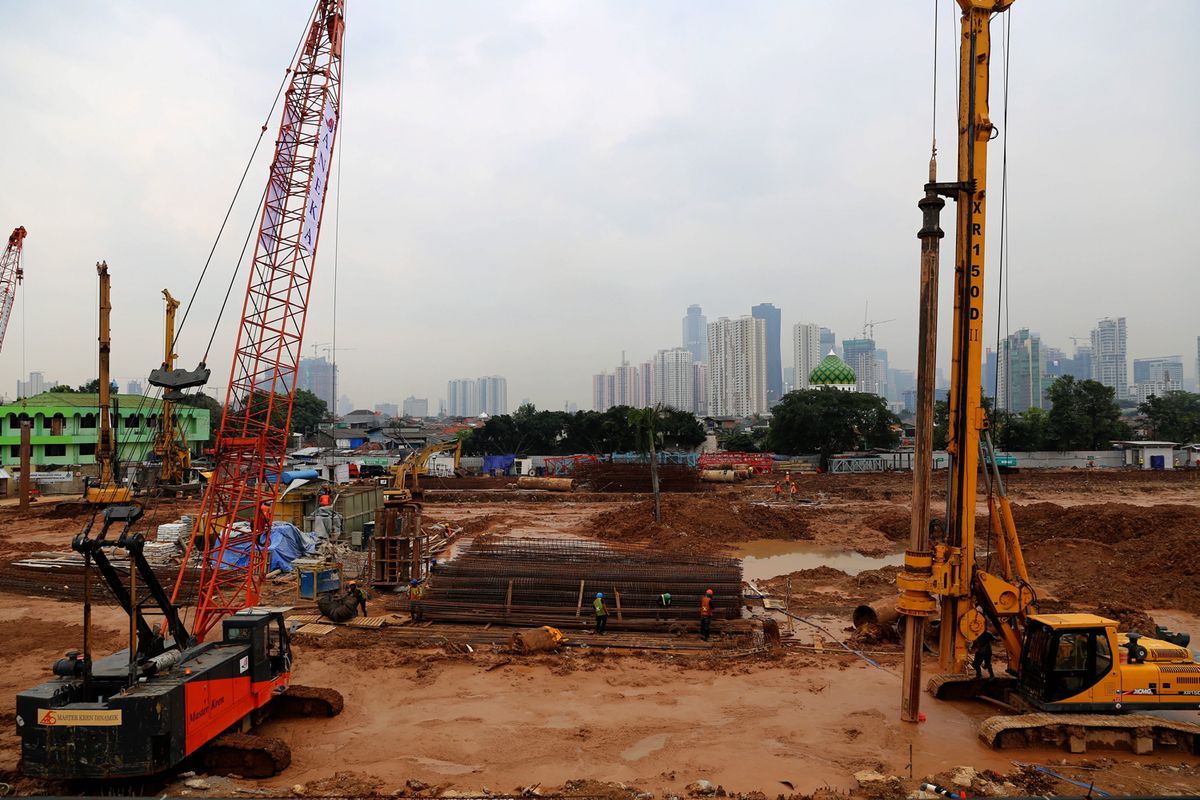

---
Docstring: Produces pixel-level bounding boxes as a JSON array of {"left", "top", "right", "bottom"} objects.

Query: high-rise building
[
  {"left": 683, "top": 305, "right": 708, "bottom": 364},
  {"left": 16, "top": 371, "right": 56, "bottom": 398},
  {"left": 652, "top": 347, "right": 695, "bottom": 412},
  {"left": 874, "top": 349, "right": 890, "bottom": 401},
  {"left": 693, "top": 362, "right": 709, "bottom": 416},
  {"left": 819, "top": 328, "right": 838, "bottom": 359},
  {"left": 446, "top": 379, "right": 478, "bottom": 417},
  {"left": 376, "top": 402, "right": 400, "bottom": 418},
  {"left": 707, "top": 316, "right": 767, "bottom": 417},
  {"left": 793, "top": 322, "right": 822, "bottom": 391},
  {"left": 126, "top": 379, "right": 145, "bottom": 396},
  {"left": 478, "top": 376, "right": 508, "bottom": 416},
  {"left": 1132, "top": 356, "right": 1183, "bottom": 403},
  {"left": 639, "top": 361, "right": 653, "bottom": 408},
  {"left": 401, "top": 397, "right": 428, "bottom": 417},
  {"left": 592, "top": 372, "right": 615, "bottom": 412},
  {"left": 782, "top": 367, "right": 795, "bottom": 394},
  {"left": 983, "top": 348, "right": 998, "bottom": 399},
  {"left": 997, "top": 328, "right": 1044, "bottom": 412},
  {"left": 841, "top": 338, "right": 877, "bottom": 395},
  {"left": 298, "top": 357, "right": 336, "bottom": 410},
  {"left": 1090, "top": 317, "right": 1128, "bottom": 400},
  {"left": 751, "top": 303, "right": 782, "bottom": 406},
  {"left": 613, "top": 358, "right": 642, "bottom": 408}
]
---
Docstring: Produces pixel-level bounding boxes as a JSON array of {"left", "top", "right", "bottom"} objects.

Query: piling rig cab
[
  {"left": 896, "top": 0, "right": 1200, "bottom": 754},
  {"left": 17, "top": 0, "right": 348, "bottom": 779}
]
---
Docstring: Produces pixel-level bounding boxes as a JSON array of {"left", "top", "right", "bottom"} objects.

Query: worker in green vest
[
  {"left": 655, "top": 591, "right": 672, "bottom": 621},
  {"left": 593, "top": 592, "right": 610, "bottom": 635}
]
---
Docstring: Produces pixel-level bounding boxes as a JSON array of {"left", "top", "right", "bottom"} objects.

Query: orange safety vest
[{"left": 700, "top": 596, "right": 713, "bottom": 618}]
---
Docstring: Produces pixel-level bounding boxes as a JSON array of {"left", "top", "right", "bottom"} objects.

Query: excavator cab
[{"left": 1019, "top": 616, "right": 1116, "bottom": 709}]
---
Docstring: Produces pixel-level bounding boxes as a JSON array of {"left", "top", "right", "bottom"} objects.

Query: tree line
[{"left": 460, "top": 404, "right": 706, "bottom": 456}]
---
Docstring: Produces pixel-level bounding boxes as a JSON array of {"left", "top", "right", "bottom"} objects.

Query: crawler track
[
  {"left": 981, "top": 712, "right": 1200, "bottom": 754},
  {"left": 201, "top": 732, "right": 291, "bottom": 778}
]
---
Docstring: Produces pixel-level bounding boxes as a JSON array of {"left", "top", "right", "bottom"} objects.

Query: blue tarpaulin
[
  {"left": 212, "top": 522, "right": 315, "bottom": 572},
  {"left": 482, "top": 454, "right": 517, "bottom": 475}
]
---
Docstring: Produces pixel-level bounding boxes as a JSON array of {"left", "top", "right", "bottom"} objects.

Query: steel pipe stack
[{"left": 419, "top": 537, "right": 742, "bottom": 627}]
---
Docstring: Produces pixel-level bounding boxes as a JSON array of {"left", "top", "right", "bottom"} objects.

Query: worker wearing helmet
[
  {"left": 656, "top": 591, "right": 672, "bottom": 621},
  {"left": 347, "top": 579, "right": 369, "bottom": 617},
  {"left": 699, "top": 589, "right": 714, "bottom": 641},
  {"left": 319, "top": 492, "right": 332, "bottom": 507},
  {"left": 593, "top": 591, "right": 610, "bottom": 635}
]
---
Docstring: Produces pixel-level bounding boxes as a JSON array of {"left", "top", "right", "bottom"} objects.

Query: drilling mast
[
  {"left": 86, "top": 262, "right": 133, "bottom": 505},
  {"left": 154, "top": 289, "right": 191, "bottom": 485},
  {"left": 171, "top": 0, "right": 345, "bottom": 641}
]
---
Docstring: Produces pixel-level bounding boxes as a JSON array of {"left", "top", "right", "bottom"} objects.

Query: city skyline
[{"left": 0, "top": 4, "right": 1195, "bottom": 411}]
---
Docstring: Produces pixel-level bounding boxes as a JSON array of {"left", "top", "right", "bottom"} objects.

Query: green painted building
[{"left": 0, "top": 393, "right": 210, "bottom": 467}]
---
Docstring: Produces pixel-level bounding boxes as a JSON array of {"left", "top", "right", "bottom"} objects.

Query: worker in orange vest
[
  {"left": 784, "top": 471, "right": 792, "bottom": 484},
  {"left": 789, "top": 482, "right": 799, "bottom": 501},
  {"left": 773, "top": 482, "right": 783, "bottom": 498},
  {"left": 699, "top": 589, "right": 714, "bottom": 640}
]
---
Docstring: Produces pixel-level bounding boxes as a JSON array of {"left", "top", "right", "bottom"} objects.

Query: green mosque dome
[{"left": 809, "top": 351, "right": 857, "bottom": 386}]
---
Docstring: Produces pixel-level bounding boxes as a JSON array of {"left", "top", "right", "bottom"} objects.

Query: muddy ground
[{"left": 0, "top": 469, "right": 1198, "bottom": 796}]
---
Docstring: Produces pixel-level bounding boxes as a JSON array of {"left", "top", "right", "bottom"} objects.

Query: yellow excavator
[
  {"left": 896, "top": 0, "right": 1200, "bottom": 754},
  {"left": 383, "top": 438, "right": 462, "bottom": 506}
]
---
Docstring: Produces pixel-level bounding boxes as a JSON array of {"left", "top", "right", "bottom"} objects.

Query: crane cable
[
  {"left": 991, "top": 11, "right": 1013, "bottom": 415},
  {"left": 173, "top": 0, "right": 320, "bottom": 354}
]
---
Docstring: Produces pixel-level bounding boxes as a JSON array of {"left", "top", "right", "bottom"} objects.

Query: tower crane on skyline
[{"left": 0, "top": 226, "right": 28, "bottom": 356}]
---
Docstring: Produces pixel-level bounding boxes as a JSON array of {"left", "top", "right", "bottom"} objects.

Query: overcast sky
[{"left": 1, "top": 1, "right": 1197, "bottom": 411}]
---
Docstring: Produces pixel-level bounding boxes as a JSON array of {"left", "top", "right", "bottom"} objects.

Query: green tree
[
  {"left": 48, "top": 384, "right": 77, "bottom": 393},
  {"left": 932, "top": 400, "right": 949, "bottom": 450},
  {"left": 991, "top": 407, "right": 1049, "bottom": 451},
  {"left": 720, "top": 431, "right": 760, "bottom": 452},
  {"left": 767, "top": 388, "right": 900, "bottom": 472},
  {"left": 78, "top": 378, "right": 102, "bottom": 393},
  {"left": 627, "top": 405, "right": 663, "bottom": 523},
  {"left": 1138, "top": 390, "right": 1200, "bottom": 443},
  {"left": 1046, "top": 376, "right": 1128, "bottom": 450},
  {"left": 291, "top": 388, "right": 329, "bottom": 436}
]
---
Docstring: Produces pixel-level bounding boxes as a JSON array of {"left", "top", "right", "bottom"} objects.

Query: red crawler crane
[
  {"left": 172, "top": 0, "right": 345, "bottom": 641},
  {"left": 0, "top": 226, "right": 27, "bottom": 355}
]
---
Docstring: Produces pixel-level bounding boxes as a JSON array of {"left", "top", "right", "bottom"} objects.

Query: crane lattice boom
[
  {"left": 173, "top": 1, "right": 345, "bottom": 642},
  {"left": 0, "top": 226, "right": 28, "bottom": 355}
]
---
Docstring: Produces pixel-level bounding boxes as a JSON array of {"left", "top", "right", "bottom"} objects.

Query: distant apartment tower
[
  {"left": 478, "top": 376, "right": 508, "bottom": 415},
  {"left": 126, "top": 379, "right": 145, "bottom": 396},
  {"left": 875, "top": 349, "right": 890, "bottom": 401},
  {"left": 819, "top": 328, "right": 838, "bottom": 359},
  {"left": 707, "top": 316, "right": 767, "bottom": 417},
  {"left": 682, "top": 304, "right": 708, "bottom": 364},
  {"left": 1132, "top": 356, "right": 1183, "bottom": 403},
  {"left": 613, "top": 359, "right": 642, "bottom": 407},
  {"left": 841, "top": 338, "right": 877, "bottom": 395},
  {"left": 17, "top": 371, "right": 53, "bottom": 398},
  {"left": 751, "top": 303, "right": 782, "bottom": 406},
  {"left": 640, "top": 361, "right": 653, "bottom": 408},
  {"left": 446, "top": 379, "right": 478, "bottom": 417},
  {"left": 793, "top": 322, "right": 822, "bottom": 391},
  {"left": 375, "top": 402, "right": 400, "bottom": 418},
  {"left": 652, "top": 347, "right": 695, "bottom": 412},
  {"left": 1090, "top": 317, "right": 1128, "bottom": 400},
  {"left": 298, "top": 356, "right": 336, "bottom": 410},
  {"left": 592, "top": 372, "right": 615, "bottom": 411},
  {"left": 693, "top": 362, "right": 709, "bottom": 416},
  {"left": 401, "top": 397, "right": 429, "bottom": 417},
  {"left": 997, "top": 329, "right": 1044, "bottom": 412}
]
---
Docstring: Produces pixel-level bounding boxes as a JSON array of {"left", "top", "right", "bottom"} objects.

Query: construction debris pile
[
  {"left": 418, "top": 537, "right": 742, "bottom": 628},
  {"left": 575, "top": 462, "right": 706, "bottom": 493}
]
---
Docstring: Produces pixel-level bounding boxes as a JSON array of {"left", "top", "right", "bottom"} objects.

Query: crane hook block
[{"left": 149, "top": 362, "right": 211, "bottom": 400}]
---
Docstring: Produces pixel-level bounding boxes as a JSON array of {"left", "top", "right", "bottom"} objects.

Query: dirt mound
[
  {"left": 864, "top": 510, "right": 910, "bottom": 541},
  {"left": 1008, "top": 502, "right": 1200, "bottom": 545},
  {"left": 1094, "top": 604, "right": 1157, "bottom": 634},
  {"left": 578, "top": 496, "right": 813, "bottom": 551}
]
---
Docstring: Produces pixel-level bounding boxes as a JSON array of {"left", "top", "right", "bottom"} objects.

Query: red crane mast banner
[{"left": 173, "top": 1, "right": 345, "bottom": 642}]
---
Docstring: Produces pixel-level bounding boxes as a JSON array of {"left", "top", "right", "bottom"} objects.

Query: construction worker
[
  {"left": 972, "top": 628, "right": 997, "bottom": 679},
  {"left": 773, "top": 482, "right": 783, "bottom": 499},
  {"left": 409, "top": 579, "right": 424, "bottom": 622},
  {"left": 789, "top": 482, "right": 800, "bottom": 501},
  {"left": 347, "top": 580, "right": 369, "bottom": 617},
  {"left": 656, "top": 591, "right": 672, "bottom": 621},
  {"left": 700, "top": 588, "right": 714, "bottom": 640},
  {"left": 784, "top": 471, "right": 792, "bottom": 484},
  {"left": 593, "top": 592, "right": 610, "bottom": 635}
]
